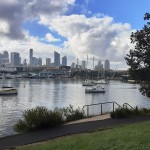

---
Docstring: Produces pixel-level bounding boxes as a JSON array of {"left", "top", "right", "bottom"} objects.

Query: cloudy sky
[{"left": 0, "top": 0, "right": 149, "bottom": 69}]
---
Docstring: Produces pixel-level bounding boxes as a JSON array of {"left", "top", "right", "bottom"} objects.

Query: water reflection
[{"left": 0, "top": 79, "right": 150, "bottom": 137}]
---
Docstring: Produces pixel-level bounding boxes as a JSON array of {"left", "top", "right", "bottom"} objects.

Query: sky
[{"left": 0, "top": 0, "right": 150, "bottom": 70}]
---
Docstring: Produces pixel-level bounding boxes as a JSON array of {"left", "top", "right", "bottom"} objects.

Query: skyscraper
[
  {"left": 54, "top": 51, "right": 60, "bottom": 67},
  {"left": 2, "top": 51, "right": 9, "bottom": 63},
  {"left": 104, "top": 59, "right": 110, "bottom": 70},
  {"left": 98, "top": 60, "right": 103, "bottom": 70},
  {"left": 82, "top": 60, "right": 86, "bottom": 69},
  {"left": 62, "top": 56, "right": 67, "bottom": 66},
  {"left": 38, "top": 58, "right": 42, "bottom": 66},
  {"left": 11, "top": 52, "right": 20, "bottom": 66},
  {"left": 29, "top": 49, "right": 33, "bottom": 65},
  {"left": 46, "top": 58, "right": 51, "bottom": 66}
]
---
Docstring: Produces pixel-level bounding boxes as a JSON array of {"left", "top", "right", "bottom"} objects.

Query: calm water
[{"left": 0, "top": 79, "right": 150, "bottom": 137}]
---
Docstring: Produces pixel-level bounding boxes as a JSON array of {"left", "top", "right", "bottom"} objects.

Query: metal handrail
[
  {"left": 82, "top": 101, "right": 122, "bottom": 116},
  {"left": 123, "top": 103, "right": 133, "bottom": 109}
]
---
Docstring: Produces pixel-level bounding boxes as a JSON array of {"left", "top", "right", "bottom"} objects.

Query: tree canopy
[{"left": 125, "top": 13, "right": 150, "bottom": 97}]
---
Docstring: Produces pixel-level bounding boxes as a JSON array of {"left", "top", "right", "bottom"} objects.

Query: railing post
[
  {"left": 101, "top": 104, "right": 102, "bottom": 115},
  {"left": 113, "top": 102, "right": 114, "bottom": 112},
  {"left": 87, "top": 106, "right": 89, "bottom": 117}
]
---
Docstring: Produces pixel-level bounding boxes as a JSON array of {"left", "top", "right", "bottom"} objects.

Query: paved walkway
[{"left": 0, "top": 115, "right": 150, "bottom": 150}]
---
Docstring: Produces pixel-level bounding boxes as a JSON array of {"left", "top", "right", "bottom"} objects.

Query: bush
[
  {"left": 14, "top": 105, "right": 86, "bottom": 133},
  {"left": 110, "top": 107, "right": 150, "bottom": 118},
  {"left": 61, "top": 105, "right": 86, "bottom": 122},
  {"left": 14, "top": 106, "right": 63, "bottom": 132}
]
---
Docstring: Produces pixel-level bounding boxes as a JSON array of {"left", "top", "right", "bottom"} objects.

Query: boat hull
[
  {"left": 0, "top": 89, "right": 18, "bottom": 95},
  {"left": 85, "top": 90, "right": 105, "bottom": 93}
]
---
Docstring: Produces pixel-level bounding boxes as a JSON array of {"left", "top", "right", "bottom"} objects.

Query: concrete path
[{"left": 0, "top": 115, "right": 150, "bottom": 150}]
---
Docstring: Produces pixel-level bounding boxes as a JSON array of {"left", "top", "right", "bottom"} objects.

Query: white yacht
[
  {"left": 0, "top": 86, "right": 18, "bottom": 95},
  {"left": 93, "top": 79, "right": 109, "bottom": 84},
  {"left": 85, "top": 85, "right": 105, "bottom": 93},
  {"left": 82, "top": 80, "right": 95, "bottom": 86}
]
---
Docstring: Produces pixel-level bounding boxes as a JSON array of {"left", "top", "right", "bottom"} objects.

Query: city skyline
[{"left": 0, "top": 0, "right": 149, "bottom": 69}]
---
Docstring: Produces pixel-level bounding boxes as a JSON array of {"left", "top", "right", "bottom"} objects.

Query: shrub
[
  {"left": 14, "top": 105, "right": 86, "bottom": 133},
  {"left": 14, "top": 106, "right": 63, "bottom": 132},
  {"left": 60, "top": 105, "right": 85, "bottom": 122},
  {"left": 110, "top": 107, "right": 150, "bottom": 118}
]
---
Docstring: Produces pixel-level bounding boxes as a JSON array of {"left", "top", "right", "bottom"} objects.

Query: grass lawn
[{"left": 16, "top": 121, "right": 150, "bottom": 150}]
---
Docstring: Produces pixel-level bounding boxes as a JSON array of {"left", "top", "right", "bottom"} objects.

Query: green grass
[{"left": 16, "top": 121, "right": 150, "bottom": 150}]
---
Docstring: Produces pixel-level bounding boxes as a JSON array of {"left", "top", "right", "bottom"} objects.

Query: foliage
[
  {"left": 61, "top": 105, "right": 85, "bottom": 122},
  {"left": 110, "top": 107, "right": 150, "bottom": 118},
  {"left": 14, "top": 106, "right": 64, "bottom": 132},
  {"left": 125, "top": 13, "right": 150, "bottom": 97},
  {"left": 17, "top": 121, "right": 150, "bottom": 150},
  {"left": 14, "top": 105, "right": 86, "bottom": 132}
]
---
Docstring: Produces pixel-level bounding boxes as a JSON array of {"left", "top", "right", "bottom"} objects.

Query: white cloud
[
  {"left": 0, "top": 0, "right": 76, "bottom": 39},
  {"left": 45, "top": 33, "right": 60, "bottom": 42},
  {"left": 40, "top": 14, "right": 132, "bottom": 68},
  {"left": 0, "top": 32, "right": 63, "bottom": 64}
]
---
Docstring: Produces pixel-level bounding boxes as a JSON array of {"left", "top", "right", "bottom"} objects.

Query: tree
[{"left": 125, "top": 13, "right": 150, "bottom": 97}]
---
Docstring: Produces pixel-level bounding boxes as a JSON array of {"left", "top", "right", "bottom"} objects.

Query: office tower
[
  {"left": 46, "top": 58, "right": 51, "bottom": 66},
  {"left": 11, "top": 52, "right": 20, "bottom": 66},
  {"left": 29, "top": 49, "right": 33, "bottom": 65},
  {"left": 3, "top": 51, "right": 9, "bottom": 59},
  {"left": 23, "top": 59, "right": 27, "bottom": 66},
  {"left": 2, "top": 51, "right": 9, "bottom": 63},
  {"left": 54, "top": 51, "right": 60, "bottom": 67},
  {"left": 38, "top": 58, "right": 42, "bottom": 66},
  {"left": 32, "top": 57, "right": 38, "bottom": 66},
  {"left": 0, "top": 53, "right": 3, "bottom": 64},
  {"left": 62, "top": 56, "right": 67, "bottom": 66},
  {"left": 98, "top": 60, "right": 103, "bottom": 70},
  {"left": 71, "top": 62, "right": 75, "bottom": 69},
  {"left": 82, "top": 60, "right": 86, "bottom": 69},
  {"left": 104, "top": 59, "right": 110, "bottom": 70}
]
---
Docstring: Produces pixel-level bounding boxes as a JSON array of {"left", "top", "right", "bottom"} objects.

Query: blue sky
[{"left": 0, "top": 0, "right": 149, "bottom": 69}]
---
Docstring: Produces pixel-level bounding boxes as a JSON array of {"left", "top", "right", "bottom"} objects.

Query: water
[{"left": 0, "top": 79, "right": 150, "bottom": 137}]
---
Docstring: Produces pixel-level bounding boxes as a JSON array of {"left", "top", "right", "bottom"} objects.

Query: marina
[{"left": 0, "top": 78, "right": 150, "bottom": 137}]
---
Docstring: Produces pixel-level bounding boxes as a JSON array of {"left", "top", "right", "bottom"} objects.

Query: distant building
[
  {"left": 104, "top": 59, "right": 110, "bottom": 70},
  {"left": 38, "top": 58, "right": 42, "bottom": 66},
  {"left": 46, "top": 58, "right": 51, "bottom": 66},
  {"left": 54, "top": 51, "right": 60, "bottom": 67},
  {"left": 11, "top": 52, "right": 20, "bottom": 66},
  {"left": 23, "top": 59, "right": 27, "bottom": 66},
  {"left": 3, "top": 51, "right": 9, "bottom": 63},
  {"left": 29, "top": 49, "right": 33, "bottom": 65},
  {"left": 71, "top": 63, "right": 75, "bottom": 69},
  {"left": 98, "top": 60, "right": 103, "bottom": 70},
  {"left": 82, "top": 60, "right": 86, "bottom": 69},
  {"left": 32, "top": 57, "right": 38, "bottom": 66},
  {"left": 62, "top": 56, "right": 67, "bottom": 66}
]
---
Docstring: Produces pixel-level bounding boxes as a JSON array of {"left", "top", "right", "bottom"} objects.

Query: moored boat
[
  {"left": 93, "top": 79, "right": 109, "bottom": 84},
  {"left": 85, "top": 85, "right": 105, "bottom": 93},
  {"left": 0, "top": 87, "right": 18, "bottom": 95}
]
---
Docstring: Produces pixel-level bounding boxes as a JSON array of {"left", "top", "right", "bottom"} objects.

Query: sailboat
[
  {"left": 82, "top": 55, "right": 96, "bottom": 86},
  {"left": 0, "top": 71, "right": 18, "bottom": 95}
]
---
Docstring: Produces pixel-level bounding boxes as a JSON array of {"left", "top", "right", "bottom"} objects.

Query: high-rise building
[
  {"left": 2, "top": 51, "right": 9, "bottom": 64},
  {"left": 104, "top": 59, "right": 110, "bottom": 70},
  {"left": 82, "top": 60, "right": 86, "bottom": 69},
  {"left": 11, "top": 52, "right": 20, "bottom": 66},
  {"left": 54, "top": 51, "right": 60, "bottom": 67},
  {"left": 46, "top": 58, "right": 51, "bottom": 66},
  {"left": 98, "top": 60, "right": 103, "bottom": 70},
  {"left": 29, "top": 49, "right": 33, "bottom": 65},
  {"left": 38, "top": 58, "right": 42, "bottom": 66},
  {"left": 23, "top": 59, "right": 27, "bottom": 66},
  {"left": 62, "top": 56, "right": 67, "bottom": 66}
]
